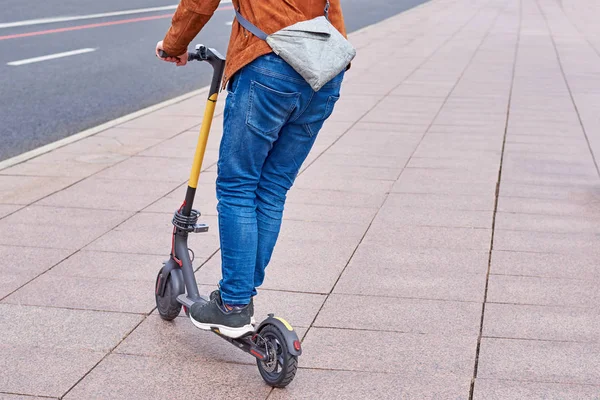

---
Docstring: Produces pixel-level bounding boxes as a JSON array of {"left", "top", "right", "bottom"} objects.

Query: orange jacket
[{"left": 163, "top": 0, "right": 347, "bottom": 86}]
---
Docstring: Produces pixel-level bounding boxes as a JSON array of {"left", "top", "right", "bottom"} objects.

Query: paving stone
[
  {"left": 139, "top": 130, "right": 221, "bottom": 159},
  {"left": 86, "top": 212, "right": 219, "bottom": 258},
  {"left": 251, "top": 290, "right": 326, "bottom": 327},
  {"left": 384, "top": 193, "right": 496, "bottom": 211},
  {"left": 278, "top": 219, "right": 367, "bottom": 245},
  {"left": 345, "top": 242, "right": 489, "bottom": 276},
  {"left": 283, "top": 202, "right": 378, "bottom": 225},
  {"left": 96, "top": 125, "right": 180, "bottom": 141},
  {"left": 293, "top": 175, "right": 394, "bottom": 194},
  {"left": 3, "top": 274, "right": 155, "bottom": 314},
  {"left": 302, "top": 327, "right": 477, "bottom": 375},
  {"left": 491, "top": 250, "right": 600, "bottom": 280},
  {"left": 352, "top": 121, "right": 428, "bottom": 133},
  {"left": 334, "top": 244, "right": 488, "bottom": 301},
  {"left": 411, "top": 147, "right": 502, "bottom": 161},
  {"left": 0, "top": 204, "right": 21, "bottom": 219},
  {"left": 94, "top": 156, "right": 191, "bottom": 182},
  {"left": 0, "top": 152, "right": 126, "bottom": 178},
  {"left": 483, "top": 303, "right": 600, "bottom": 342},
  {"left": 403, "top": 165, "right": 500, "bottom": 182},
  {"left": 505, "top": 142, "right": 592, "bottom": 155},
  {"left": 286, "top": 187, "right": 386, "bottom": 208},
  {"left": 0, "top": 206, "right": 131, "bottom": 250},
  {"left": 152, "top": 95, "right": 215, "bottom": 117},
  {"left": 0, "top": 394, "right": 54, "bottom": 400},
  {"left": 51, "top": 134, "right": 161, "bottom": 156},
  {"left": 269, "top": 369, "right": 471, "bottom": 400},
  {"left": 497, "top": 196, "right": 600, "bottom": 216},
  {"left": 336, "top": 263, "right": 487, "bottom": 302},
  {"left": 392, "top": 174, "right": 497, "bottom": 196},
  {"left": 0, "top": 175, "right": 80, "bottom": 204},
  {"left": 0, "top": 303, "right": 141, "bottom": 352},
  {"left": 301, "top": 162, "right": 401, "bottom": 181},
  {"left": 50, "top": 250, "right": 165, "bottom": 281},
  {"left": 116, "top": 114, "right": 201, "bottom": 132},
  {"left": 0, "top": 246, "right": 73, "bottom": 299},
  {"left": 487, "top": 275, "right": 600, "bottom": 308},
  {"left": 364, "top": 222, "right": 492, "bottom": 251},
  {"left": 495, "top": 212, "right": 600, "bottom": 233},
  {"left": 318, "top": 120, "right": 354, "bottom": 137},
  {"left": 0, "top": 245, "right": 71, "bottom": 278},
  {"left": 407, "top": 156, "right": 501, "bottom": 171},
  {"left": 499, "top": 182, "right": 600, "bottom": 203},
  {"left": 326, "top": 141, "right": 419, "bottom": 158},
  {"left": 115, "top": 315, "right": 255, "bottom": 365},
  {"left": 38, "top": 177, "right": 178, "bottom": 211},
  {"left": 338, "top": 82, "right": 397, "bottom": 96},
  {"left": 313, "top": 152, "right": 410, "bottom": 169},
  {"left": 376, "top": 206, "right": 493, "bottom": 229},
  {"left": 493, "top": 229, "right": 600, "bottom": 255},
  {"left": 391, "top": 82, "right": 455, "bottom": 97},
  {"left": 473, "top": 378, "right": 600, "bottom": 400},
  {"left": 427, "top": 124, "right": 505, "bottom": 135},
  {"left": 502, "top": 152, "right": 597, "bottom": 173},
  {"left": 331, "top": 94, "right": 383, "bottom": 120},
  {"left": 2, "top": 274, "right": 27, "bottom": 299},
  {"left": 501, "top": 170, "right": 599, "bottom": 186},
  {"left": 417, "top": 137, "right": 504, "bottom": 153},
  {"left": 62, "top": 354, "right": 270, "bottom": 400},
  {"left": 0, "top": 345, "right": 104, "bottom": 397},
  {"left": 477, "top": 338, "right": 600, "bottom": 385},
  {"left": 315, "top": 294, "right": 481, "bottom": 335}
]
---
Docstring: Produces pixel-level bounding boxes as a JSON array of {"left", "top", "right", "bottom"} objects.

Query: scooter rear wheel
[
  {"left": 155, "top": 269, "right": 182, "bottom": 321},
  {"left": 256, "top": 324, "right": 298, "bottom": 387}
]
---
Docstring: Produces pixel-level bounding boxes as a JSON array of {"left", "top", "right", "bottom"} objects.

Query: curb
[{"left": 0, "top": 86, "right": 209, "bottom": 171}]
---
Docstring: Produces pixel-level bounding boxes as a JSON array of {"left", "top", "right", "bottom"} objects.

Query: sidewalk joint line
[
  {"left": 469, "top": 0, "right": 522, "bottom": 397},
  {"left": 535, "top": 0, "right": 600, "bottom": 178},
  {"left": 301, "top": 0, "right": 508, "bottom": 375},
  {"left": 0, "top": 392, "right": 57, "bottom": 399},
  {"left": 476, "top": 376, "right": 600, "bottom": 388},
  {"left": 482, "top": 335, "right": 600, "bottom": 345}
]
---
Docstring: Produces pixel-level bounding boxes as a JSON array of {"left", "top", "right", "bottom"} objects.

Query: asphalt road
[{"left": 0, "top": 0, "right": 429, "bottom": 161}]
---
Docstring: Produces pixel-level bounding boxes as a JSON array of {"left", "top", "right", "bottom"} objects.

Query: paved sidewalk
[{"left": 2, "top": 0, "right": 600, "bottom": 398}]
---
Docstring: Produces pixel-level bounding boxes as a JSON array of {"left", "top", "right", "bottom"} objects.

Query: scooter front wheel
[
  {"left": 256, "top": 324, "right": 298, "bottom": 387},
  {"left": 155, "top": 268, "right": 182, "bottom": 321}
]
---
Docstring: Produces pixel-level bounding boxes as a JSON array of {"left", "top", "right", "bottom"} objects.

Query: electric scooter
[{"left": 154, "top": 45, "right": 301, "bottom": 387}]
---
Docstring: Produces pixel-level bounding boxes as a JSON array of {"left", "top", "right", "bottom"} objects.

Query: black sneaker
[
  {"left": 190, "top": 291, "right": 253, "bottom": 338},
  {"left": 210, "top": 290, "right": 255, "bottom": 324}
]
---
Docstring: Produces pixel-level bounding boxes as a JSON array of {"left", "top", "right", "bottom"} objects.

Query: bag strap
[
  {"left": 234, "top": 0, "right": 331, "bottom": 41},
  {"left": 234, "top": 8, "right": 268, "bottom": 40}
]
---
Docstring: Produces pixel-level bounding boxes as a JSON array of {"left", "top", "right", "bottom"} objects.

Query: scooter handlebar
[
  {"left": 158, "top": 45, "right": 226, "bottom": 98},
  {"left": 158, "top": 50, "right": 195, "bottom": 62}
]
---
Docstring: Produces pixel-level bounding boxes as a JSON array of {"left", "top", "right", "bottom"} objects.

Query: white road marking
[
  {"left": 0, "top": 1, "right": 233, "bottom": 29},
  {"left": 7, "top": 48, "right": 97, "bottom": 66}
]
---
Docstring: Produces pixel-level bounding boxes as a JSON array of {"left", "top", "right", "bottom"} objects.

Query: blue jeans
[{"left": 216, "top": 53, "right": 344, "bottom": 305}]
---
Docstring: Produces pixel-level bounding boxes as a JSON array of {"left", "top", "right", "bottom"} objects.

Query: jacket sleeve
[{"left": 162, "top": 0, "right": 222, "bottom": 56}]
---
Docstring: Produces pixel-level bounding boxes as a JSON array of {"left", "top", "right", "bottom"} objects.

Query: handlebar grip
[{"left": 158, "top": 50, "right": 195, "bottom": 62}]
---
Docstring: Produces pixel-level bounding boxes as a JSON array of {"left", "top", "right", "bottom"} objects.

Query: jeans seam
[
  {"left": 247, "top": 65, "right": 306, "bottom": 85},
  {"left": 290, "top": 89, "right": 315, "bottom": 124}
]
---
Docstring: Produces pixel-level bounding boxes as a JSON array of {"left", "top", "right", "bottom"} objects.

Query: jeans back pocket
[{"left": 246, "top": 80, "right": 300, "bottom": 138}]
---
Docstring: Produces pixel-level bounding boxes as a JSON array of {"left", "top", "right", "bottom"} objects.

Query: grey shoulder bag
[{"left": 235, "top": 1, "right": 356, "bottom": 91}]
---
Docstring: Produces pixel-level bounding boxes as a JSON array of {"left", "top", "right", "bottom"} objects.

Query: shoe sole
[{"left": 189, "top": 314, "right": 254, "bottom": 339}]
